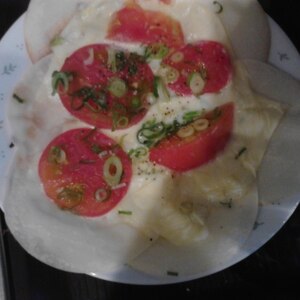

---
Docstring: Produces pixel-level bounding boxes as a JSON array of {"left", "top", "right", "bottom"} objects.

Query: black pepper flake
[{"left": 9, "top": 142, "right": 15, "bottom": 148}]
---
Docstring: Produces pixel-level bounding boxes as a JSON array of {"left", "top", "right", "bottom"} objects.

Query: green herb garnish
[
  {"left": 235, "top": 147, "right": 247, "bottom": 160},
  {"left": 13, "top": 93, "right": 26, "bottom": 103},
  {"left": 71, "top": 87, "right": 107, "bottom": 111},
  {"left": 213, "top": 1, "right": 223, "bottom": 14},
  {"left": 128, "top": 147, "right": 148, "bottom": 159},
  {"left": 118, "top": 210, "right": 132, "bottom": 216},
  {"left": 167, "top": 271, "right": 179, "bottom": 277},
  {"left": 51, "top": 71, "right": 73, "bottom": 96},
  {"left": 219, "top": 199, "right": 233, "bottom": 209}
]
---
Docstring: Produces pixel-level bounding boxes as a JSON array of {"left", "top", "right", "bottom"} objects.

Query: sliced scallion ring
[
  {"left": 51, "top": 71, "right": 73, "bottom": 96},
  {"left": 176, "top": 125, "right": 195, "bottom": 139},
  {"left": 188, "top": 72, "right": 205, "bottom": 96},
  {"left": 103, "top": 155, "right": 123, "bottom": 187},
  {"left": 128, "top": 147, "right": 148, "bottom": 159},
  {"left": 108, "top": 78, "right": 127, "bottom": 98},
  {"left": 153, "top": 76, "right": 170, "bottom": 102},
  {"left": 116, "top": 116, "right": 129, "bottom": 129},
  {"left": 94, "top": 188, "right": 111, "bottom": 202},
  {"left": 170, "top": 51, "right": 184, "bottom": 63},
  {"left": 192, "top": 118, "right": 209, "bottom": 131},
  {"left": 158, "top": 65, "right": 179, "bottom": 84},
  {"left": 213, "top": 1, "right": 223, "bottom": 14},
  {"left": 145, "top": 43, "right": 169, "bottom": 60}
]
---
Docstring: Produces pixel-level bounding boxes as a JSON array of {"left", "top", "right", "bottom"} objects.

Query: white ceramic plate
[{"left": 0, "top": 14, "right": 299, "bottom": 285}]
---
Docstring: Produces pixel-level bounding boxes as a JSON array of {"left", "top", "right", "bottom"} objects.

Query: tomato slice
[
  {"left": 38, "top": 128, "right": 132, "bottom": 216},
  {"left": 161, "top": 41, "right": 232, "bottom": 96},
  {"left": 106, "top": 3, "right": 184, "bottom": 48},
  {"left": 149, "top": 103, "right": 234, "bottom": 172},
  {"left": 58, "top": 44, "right": 154, "bottom": 129}
]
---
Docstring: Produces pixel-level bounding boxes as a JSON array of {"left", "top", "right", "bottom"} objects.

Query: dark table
[{"left": 1, "top": 1, "right": 300, "bottom": 299}]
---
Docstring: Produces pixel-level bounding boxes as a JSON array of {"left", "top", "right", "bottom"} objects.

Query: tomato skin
[
  {"left": 59, "top": 44, "right": 154, "bottom": 129},
  {"left": 162, "top": 41, "right": 232, "bottom": 96},
  {"left": 106, "top": 3, "right": 184, "bottom": 48},
  {"left": 149, "top": 103, "right": 234, "bottom": 172},
  {"left": 38, "top": 128, "right": 132, "bottom": 217}
]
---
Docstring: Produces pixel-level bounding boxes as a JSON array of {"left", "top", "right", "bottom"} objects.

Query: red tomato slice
[
  {"left": 106, "top": 3, "right": 184, "bottom": 48},
  {"left": 149, "top": 103, "right": 234, "bottom": 172},
  {"left": 58, "top": 44, "right": 154, "bottom": 129},
  {"left": 38, "top": 128, "right": 132, "bottom": 217},
  {"left": 162, "top": 41, "right": 232, "bottom": 96}
]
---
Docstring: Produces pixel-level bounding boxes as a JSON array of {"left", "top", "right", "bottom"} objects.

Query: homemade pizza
[{"left": 4, "top": 0, "right": 284, "bottom": 279}]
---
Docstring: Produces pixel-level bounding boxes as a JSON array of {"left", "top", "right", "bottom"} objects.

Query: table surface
[{"left": 0, "top": 1, "right": 300, "bottom": 299}]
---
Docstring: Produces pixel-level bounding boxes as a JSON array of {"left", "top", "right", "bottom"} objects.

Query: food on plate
[
  {"left": 5, "top": 0, "right": 284, "bottom": 279},
  {"left": 107, "top": 1, "right": 184, "bottom": 47},
  {"left": 160, "top": 41, "right": 232, "bottom": 95},
  {"left": 148, "top": 102, "right": 234, "bottom": 172},
  {"left": 55, "top": 44, "right": 154, "bottom": 129},
  {"left": 39, "top": 128, "right": 132, "bottom": 216},
  {"left": 24, "top": 0, "right": 270, "bottom": 63}
]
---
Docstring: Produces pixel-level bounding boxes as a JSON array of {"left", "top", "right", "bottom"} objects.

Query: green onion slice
[
  {"left": 51, "top": 71, "right": 73, "bottom": 96},
  {"left": 103, "top": 155, "right": 123, "bottom": 187},
  {"left": 158, "top": 65, "right": 179, "bottom": 84},
  {"left": 128, "top": 147, "right": 148, "bottom": 159},
  {"left": 213, "top": 1, "right": 223, "bottom": 14},
  {"left": 118, "top": 210, "right": 132, "bottom": 215},
  {"left": 94, "top": 188, "right": 111, "bottom": 202},
  {"left": 108, "top": 78, "right": 127, "bottom": 98},
  {"left": 116, "top": 116, "right": 129, "bottom": 128},
  {"left": 170, "top": 51, "right": 184, "bottom": 63},
  {"left": 144, "top": 43, "right": 169, "bottom": 60},
  {"left": 153, "top": 76, "right": 170, "bottom": 102},
  {"left": 188, "top": 72, "right": 205, "bottom": 96},
  {"left": 137, "top": 120, "right": 167, "bottom": 147}
]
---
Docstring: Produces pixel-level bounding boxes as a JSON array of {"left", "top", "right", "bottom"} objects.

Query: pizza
[{"left": 4, "top": 0, "right": 284, "bottom": 279}]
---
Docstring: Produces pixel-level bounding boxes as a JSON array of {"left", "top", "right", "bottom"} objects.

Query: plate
[{"left": 0, "top": 14, "right": 299, "bottom": 285}]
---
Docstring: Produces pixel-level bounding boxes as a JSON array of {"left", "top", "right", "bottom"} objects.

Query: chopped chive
[
  {"left": 167, "top": 271, "right": 179, "bottom": 277},
  {"left": 219, "top": 199, "right": 233, "bottom": 209},
  {"left": 235, "top": 147, "right": 247, "bottom": 160},
  {"left": 118, "top": 210, "right": 132, "bottom": 215},
  {"left": 13, "top": 93, "right": 26, "bottom": 103}
]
